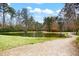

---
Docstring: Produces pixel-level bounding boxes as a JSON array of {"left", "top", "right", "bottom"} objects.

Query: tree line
[
  {"left": 0, "top": 3, "right": 43, "bottom": 32},
  {"left": 0, "top": 3, "right": 79, "bottom": 32}
]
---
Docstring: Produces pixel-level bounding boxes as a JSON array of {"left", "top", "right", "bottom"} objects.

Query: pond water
[{"left": 0, "top": 31, "right": 66, "bottom": 37}]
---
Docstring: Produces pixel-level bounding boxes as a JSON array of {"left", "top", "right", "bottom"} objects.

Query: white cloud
[
  {"left": 27, "top": 6, "right": 32, "bottom": 10},
  {"left": 8, "top": 3, "right": 11, "bottom": 5},
  {"left": 56, "top": 9, "right": 61, "bottom": 13},
  {"left": 51, "top": 9, "right": 61, "bottom": 16},
  {"left": 29, "top": 8, "right": 54, "bottom": 15},
  {"left": 28, "top": 8, "right": 61, "bottom": 23},
  {"left": 33, "top": 15, "right": 44, "bottom": 23},
  {"left": 43, "top": 9, "right": 54, "bottom": 15},
  {"left": 30, "top": 8, "right": 42, "bottom": 14},
  {"left": 34, "top": 8, "right": 42, "bottom": 14}
]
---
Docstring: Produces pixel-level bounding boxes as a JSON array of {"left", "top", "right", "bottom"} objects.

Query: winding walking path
[{"left": 0, "top": 33, "right": 79, "bottom": 56}]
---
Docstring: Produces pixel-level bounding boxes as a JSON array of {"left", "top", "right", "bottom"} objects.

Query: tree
[
  {"left": 28, "top": 16, "right": 36, "bottom": 31},
  {"left": 43, "top": 16, "right": 59, "bottom": 32},
  {"left": 75, "top": 14, "right": 79, "bottom": 34},
  {"left": 0, "top": 3, "right": 8, "bottom": 28},
  {"left": 58, "top": 3, "right": 79, "bottom": 32},
  {"left": 0, "top": 3, "right": 16, "bottom": 30},
  {"left": 16, "top": 10, "right": 22, "bottom": 25},
  {"left": 21, "top": 8, "right": 29, "bottom": 33},
  {"left": 51, "top": 17, "right": 59, "bottom": 31},
  {"left": 35, "top": 22, "right": 42, "bottom": 31},
  {"left": 8, "top": 7, "right": 16, "bottom": 27},
  {"left": 43, "top": 17, "right": 55, "bottom": 32},
  {"left": 58, "top": 18, "right": 64, "bottom": 31}
]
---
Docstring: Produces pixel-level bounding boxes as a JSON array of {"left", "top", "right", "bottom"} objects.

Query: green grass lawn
[
  {"left": 0, "top": 35, "right": 65, "bottom": 51},
  {"left": 0, "top": 32, "right": 68, "bottom": 51}
]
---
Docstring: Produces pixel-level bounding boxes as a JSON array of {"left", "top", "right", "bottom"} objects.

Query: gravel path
[{"left": 0, "top": 33, "right": 79, "bottom": 56}]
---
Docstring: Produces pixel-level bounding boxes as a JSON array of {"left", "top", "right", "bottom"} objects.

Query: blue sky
[{"left": 10, "top": 3, "right": 64, "bottom": 23}]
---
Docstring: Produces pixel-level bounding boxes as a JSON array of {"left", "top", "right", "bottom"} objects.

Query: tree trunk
[
  {"left": 9, "top": 17, "right": 13, "bottom": 27},
  {"left": 3, "top": 11, "right": 5, "bottom": 30},
  {"left": 24, "top": 24, "right": 28, "bottom": 36}
]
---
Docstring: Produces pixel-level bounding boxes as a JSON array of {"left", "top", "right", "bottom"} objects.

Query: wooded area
[{"left": 0, "top": 3, "right": 79, "bottom": 33}]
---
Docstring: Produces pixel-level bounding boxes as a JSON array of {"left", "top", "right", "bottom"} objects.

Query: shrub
[{"left": 75, "top": 37, "right": 79, "bottom": 45}]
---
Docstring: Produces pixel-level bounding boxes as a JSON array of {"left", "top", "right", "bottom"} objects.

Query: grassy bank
[
  {"left": 0, "top": 32, "right": 68, "bottom": 51},
  {"left": 0, "top": 35, "right": 65, "bottom": 51},
  {"left": 0, "top": 31, "right": 68, "bottom": 37}
]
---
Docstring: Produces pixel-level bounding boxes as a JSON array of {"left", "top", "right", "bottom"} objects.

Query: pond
[{"left": 0, "top": 31, "right": 66, "bottom": 37}]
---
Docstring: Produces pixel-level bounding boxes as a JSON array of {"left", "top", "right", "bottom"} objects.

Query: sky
[{"left": 10, "top": 3, "right": 64, "bottom": 23}]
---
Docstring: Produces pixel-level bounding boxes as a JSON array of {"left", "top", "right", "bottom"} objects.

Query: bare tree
[{"left": 58, "top": 3, "right": 79, "bottom": 32}]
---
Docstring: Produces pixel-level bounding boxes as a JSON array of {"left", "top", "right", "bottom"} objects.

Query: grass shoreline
[
  {"left": 0, "top": 32, "right": 68, "bottom": 51},
  {"left": 0, "top": 35, "right": 65, "bottom": 51}
]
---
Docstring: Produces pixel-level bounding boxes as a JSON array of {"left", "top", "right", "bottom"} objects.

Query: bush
[
  {"left": 75, "top": 37, "right": 79, "bottom": 45},
  {"left": 76, "top": 32, "right": 79, "bottom": 35}
]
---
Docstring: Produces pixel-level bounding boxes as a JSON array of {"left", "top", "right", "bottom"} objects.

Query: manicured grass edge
[{"left": 0, "top": 35, "right": 64, "bottom": 51}]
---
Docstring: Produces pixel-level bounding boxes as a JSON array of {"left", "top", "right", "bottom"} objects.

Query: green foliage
[
  {"left": 43, "top": 17, "right": 53, "bottom": 32},
  {"left": 0, "top": 3, "right": 16, "bottom": 29},
  {"left": 1, "top": 3, "right": 79, "bottom": 32},
  {"left": 75, "top": 37, "right": 79, "bottom": 45},
  {"left": 75, "top": 31, "right": 79, "bottom": 35}
]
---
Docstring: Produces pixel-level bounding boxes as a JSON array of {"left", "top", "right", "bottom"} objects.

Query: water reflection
[{"left": 0, "top": 31, "right": 66, "bottom": 37}]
